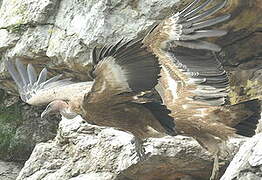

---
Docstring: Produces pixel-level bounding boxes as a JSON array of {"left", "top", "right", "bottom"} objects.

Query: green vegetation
[{"left": 0, "top": 90, "right": 22, "bottom": 159}]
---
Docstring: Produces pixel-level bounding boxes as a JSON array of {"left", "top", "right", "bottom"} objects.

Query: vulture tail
[
  {"left": 233, "top": 99, "right": 261, "bottom": 137},
  {"left": 6, "top": 59, "right": 74, "bottom": 104},
  {"left": 142, "top": 102, "right": 177, "bottom": 136}
]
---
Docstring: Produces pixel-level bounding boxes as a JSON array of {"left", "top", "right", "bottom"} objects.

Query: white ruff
[{"left": 61, "top": 108, "right": 78, "bottom": 119}]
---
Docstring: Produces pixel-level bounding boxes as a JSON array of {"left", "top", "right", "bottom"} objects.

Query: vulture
[
  {"left": 6, "top": 38, "right": 177, "bottom": 139},
  {"left": 6, "top": 0, "right": 260, "bottom": 179},
  {"left": 143, "top": 0, "right": 259, "bottom": 179}
]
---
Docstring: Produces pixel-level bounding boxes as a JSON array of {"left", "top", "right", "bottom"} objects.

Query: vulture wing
[
  {"left": 146, "top": 0, "right": 230, "bottom": 112},
  {"left": 143, "top": 0, "right": 236, "bottom": 140},
  {"left": 83, "top": 38, "right": 176, "bottom": 137},
  {"left": 6, "top": 59, "right": 93, "bottom": 106},
  {"left": 86, "top": 38, "right": 160, "bottom": 102}
]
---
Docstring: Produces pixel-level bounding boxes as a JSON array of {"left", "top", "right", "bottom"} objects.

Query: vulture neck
[
  {"left": 59, "top": 101, "right": 78, "bottom": 119},
  {"left": 60, "top": 107, "right": 78, "bottom": 119}
]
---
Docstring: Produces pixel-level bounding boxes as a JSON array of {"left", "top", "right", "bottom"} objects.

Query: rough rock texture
[
  {"left": 221, "top": 133, "right": 262, "bottom": 180},
  {"left": 219, "top": 0, "right": 262, "bottom": 104},
  {"left": 0, "top": 0, "right": 261, "bottom": 179},
  {"left": 17, "top": 116, "right": 244, "bottom": 180},
  {"left": 0, "top": 160, "right": 22, "bottom": 180}
]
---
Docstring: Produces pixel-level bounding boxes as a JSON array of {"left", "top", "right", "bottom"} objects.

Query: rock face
[
  {"left": 221, "top": 133, "right": 262, "bottom": 180},
  {"left": 17, "top": 116, "right": 244, "bottom": 180},
  {"left": 0, "top": 160, "right": 22, "bottom": 180},
  {"left": 0, "top": 0, "right": 261, "bottom": 179},
  {"left": 0, "top": 89, "right": 59, "bottom": 162}
]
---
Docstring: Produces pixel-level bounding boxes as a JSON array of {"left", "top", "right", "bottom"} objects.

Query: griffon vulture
[{"left": 6, "top": 38, "right": 176, "bottom": 139}]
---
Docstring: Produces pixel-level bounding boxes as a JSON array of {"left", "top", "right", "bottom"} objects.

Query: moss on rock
[{"left": 0, "top": 90, "right": 22, "bottom": 160}]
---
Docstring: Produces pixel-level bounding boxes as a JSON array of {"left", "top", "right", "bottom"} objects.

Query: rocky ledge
[{"left": 17, "top": 116, "right": 246, "bottom": 180}]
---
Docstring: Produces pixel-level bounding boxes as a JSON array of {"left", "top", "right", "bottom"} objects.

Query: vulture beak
[{"left": 41, "top": 107, "right": 51, "bottom": 118}]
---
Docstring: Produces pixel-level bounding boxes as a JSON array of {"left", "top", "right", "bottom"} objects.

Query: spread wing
[
  {"left": 83, "top": 38, "right": 176, "bottom": 136},
  {"left": 6, "top": 59, "right": 93, "bottom": 105},
  {"left": 86, "top": 38, "right": 160, "bottom": 102},
  {"left": 146, "top": 0, "right": 230, "bottom": 118}
]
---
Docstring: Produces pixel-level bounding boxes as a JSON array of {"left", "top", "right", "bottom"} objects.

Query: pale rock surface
[
  {"left": 17, "top": 116, "right": 244, "bottom": 180},
  {"left": 0, "top": 29, "right": 20, "bottom": 52},
  {"left": 0, "top": 0, "right": 180, "bottom": 63},
  {"left": 0, "top": 0, "right": 57, "bottom": 28},
  {"left": 221, "top": 133, "right": 262, "bottom": 180},
  {"left": 0, "top": 160, "right": 22, "bottom": 180}
]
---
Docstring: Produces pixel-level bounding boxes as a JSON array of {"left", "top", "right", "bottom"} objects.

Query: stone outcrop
[
  {"left": 221, "top": 133, "right": 262, "bottom": 180},
  {"left": 17, "top": 116, "right": 244, "bottom": 180},
  {"left": 0, "top": 160, "right": 22, "bottom": 180}
]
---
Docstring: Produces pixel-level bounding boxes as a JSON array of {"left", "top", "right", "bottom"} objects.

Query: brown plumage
[
  {"left": 144, "top": 0, "right": 259, "bottom": 179},
  {"left": 6, "top": 38, "right": 176, "bottom": 140}
]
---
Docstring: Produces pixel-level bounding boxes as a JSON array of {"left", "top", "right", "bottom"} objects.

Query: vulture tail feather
[
  {"left": 36, "top": 68, "right": 48, "bottom": 86},
  {"left": 6, "top": 60, "right": 23, "bottom": 89},
  {"left": 6, "top": 59, "right": 74, "bottom": 104},
  {"left": 15, "top": 59, "right": 29, "bottom": 86},
  {"left": 27, "top": 64, "right": 37, "bottom": 85},
  {"left": 40, "top": 74, "right": 63, "bottom": 88},
  {"left": 43, "top": 78, "right": 73, "bottom": 89}
]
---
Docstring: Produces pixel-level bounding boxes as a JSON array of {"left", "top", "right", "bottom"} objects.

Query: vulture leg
[
  {"left": 195, "top": 134, "right": 224, "bottom": 180},
  {"left": 210, "top": 153, "right": 219, "bottom": 180}
]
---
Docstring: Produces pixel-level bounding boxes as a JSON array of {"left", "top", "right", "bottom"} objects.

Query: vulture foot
[{"left": 210, "top": 153, "right": 219, "bottom": 180}]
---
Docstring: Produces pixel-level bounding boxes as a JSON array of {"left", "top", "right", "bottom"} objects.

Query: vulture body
[{"left": 6, "top": 0, "right": 260, "bottom": 179}]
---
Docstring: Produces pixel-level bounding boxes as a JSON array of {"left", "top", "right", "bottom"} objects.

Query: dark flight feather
[
  {"left": 91, "top": 38, "right": 160, "bottom": 94},
  {"left": 142, "top": 102, "right": 177, "bottom": 136}
]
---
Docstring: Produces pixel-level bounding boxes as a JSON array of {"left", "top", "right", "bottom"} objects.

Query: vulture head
[{"left": 41, "top": 100, "right": 77, "bottom": 119}]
